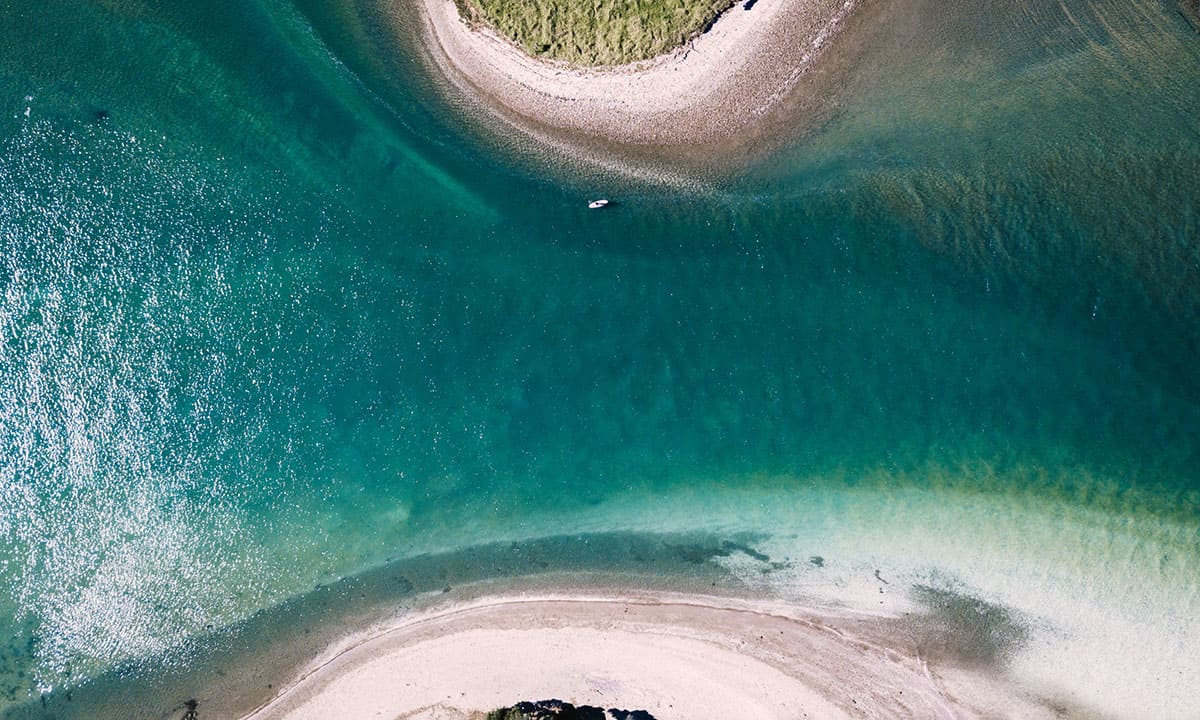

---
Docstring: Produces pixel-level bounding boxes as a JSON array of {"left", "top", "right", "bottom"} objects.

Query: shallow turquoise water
[{"left": 0, "top": 0, "right": 1198, "bottom": 715}]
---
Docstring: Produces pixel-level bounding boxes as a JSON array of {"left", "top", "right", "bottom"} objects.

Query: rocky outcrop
[{"left": 487, "top": 699, "right": 657, "bottom": 720}]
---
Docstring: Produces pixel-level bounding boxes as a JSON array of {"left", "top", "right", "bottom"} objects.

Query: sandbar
[
  {"left": 417, "top": 0, "right": 858, "bottom": 147},
  {"left": 240, "top": 591, "right": 977, "bottom": 720}
]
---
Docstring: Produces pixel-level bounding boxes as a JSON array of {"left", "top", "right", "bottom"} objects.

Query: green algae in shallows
[{"left": 453, "top": 0, "right": 736, "bottom": 65}]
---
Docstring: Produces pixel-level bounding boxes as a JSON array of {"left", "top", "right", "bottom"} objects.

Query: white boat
[{"left": 588, "top": 199, "right": 610, "bottom": 209}]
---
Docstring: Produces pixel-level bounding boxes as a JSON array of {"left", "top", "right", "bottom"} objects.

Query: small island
[{"left": 419, "top": 0, "right": 859, "bottom": 147}]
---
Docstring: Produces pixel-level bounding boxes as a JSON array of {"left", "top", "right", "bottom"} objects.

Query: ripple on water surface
[{"left": 0, "top": 0, "right": 1198, "bottom": 716}]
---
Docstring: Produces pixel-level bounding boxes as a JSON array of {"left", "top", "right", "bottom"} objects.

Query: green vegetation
[
  {"left": 454, "top": 0, "right": 737, "bottom": 66},
  {"left": 486, "top": 709, "right": 533, "bottom": 720}
]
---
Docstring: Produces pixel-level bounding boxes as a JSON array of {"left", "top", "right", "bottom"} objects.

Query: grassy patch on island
[{"left": 454, "top": 0, "right": 737, "bottom": 66}]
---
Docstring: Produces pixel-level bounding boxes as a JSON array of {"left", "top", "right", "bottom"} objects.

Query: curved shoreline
[
  {"left": 240, "top": 591, "right": 973, "bottom": 720},
  {"left": 417, "top": 0, "right": 858, "bottom": 147}
]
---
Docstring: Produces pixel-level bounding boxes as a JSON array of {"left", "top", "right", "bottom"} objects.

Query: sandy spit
[
  {"left": 416, "top": 0, "right": 858, "bottom": 147},
  {"left": 239, "top": 591, "right": 978, "bottom": 720}
]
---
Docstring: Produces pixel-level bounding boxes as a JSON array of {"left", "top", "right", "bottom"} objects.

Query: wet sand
[{"left": 417, "top": 0, "right": 858, "bottom": 147}]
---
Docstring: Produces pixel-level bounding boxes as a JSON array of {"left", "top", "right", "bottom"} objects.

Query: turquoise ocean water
[{"left": 1, "top": 0, "right": 1198, "bottom": 716}]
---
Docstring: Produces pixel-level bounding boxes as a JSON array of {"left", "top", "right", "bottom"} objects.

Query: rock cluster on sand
[{"left": 487, "top": 699, "right": 656, "bottom": 720}]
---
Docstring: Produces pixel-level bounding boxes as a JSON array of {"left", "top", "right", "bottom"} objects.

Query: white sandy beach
[
  {"left": 417, "top": 0, "right": 857, "bottom": 146},
  {"left": 238, "top": 590, "right": 1032, "bottom": 720}
]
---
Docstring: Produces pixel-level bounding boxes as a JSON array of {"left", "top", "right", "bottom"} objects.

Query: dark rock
[{"left": 609, "top": 710, "right": 656, "bottom": 720}]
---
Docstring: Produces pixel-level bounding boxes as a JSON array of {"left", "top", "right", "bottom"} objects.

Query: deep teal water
[{"left": 1, "top": 0, "right": 1198, "bottom": 715}]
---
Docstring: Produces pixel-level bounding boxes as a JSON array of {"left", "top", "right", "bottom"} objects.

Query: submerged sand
[
  {"left": 417, "top": 0, "right": 857, "bottom": 146},
  {"left": 238, "top": 590, "right": 1026, "bottom": 720}
]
